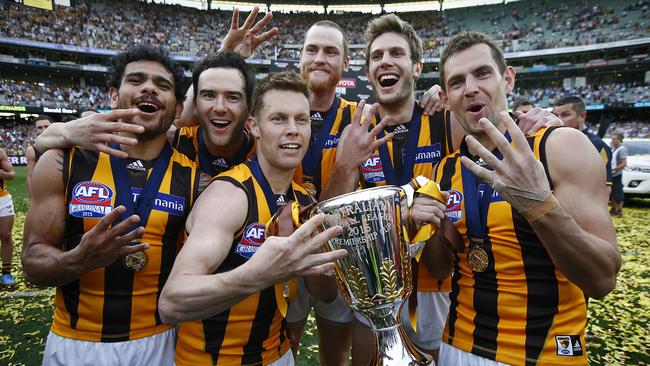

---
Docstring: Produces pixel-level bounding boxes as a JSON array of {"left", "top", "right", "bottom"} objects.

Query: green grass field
[{"left": 1, "top": 166, "right": 649, "bottom": 365}]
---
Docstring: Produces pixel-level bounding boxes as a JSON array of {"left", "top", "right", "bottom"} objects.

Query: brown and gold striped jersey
[
  {"left": 52, "top": 146, "right": 199, "bottom": 342},
  {"left": 435, "top": 127, "right": 588, "bottom": 365},
  {"left": 174, "top": 160, "right": 313, "bottom": 366}
]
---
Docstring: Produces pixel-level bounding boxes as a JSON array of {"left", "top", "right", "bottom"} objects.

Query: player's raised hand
[
  {"left": 460, "top": 111, "right": 551, "bottom": 213},
  {"left": 56, "top": 109, "right": 145, "bottom": 158},
  {"left": 419, "top": 84, "right": 446, "bottom": 115},
  {"left": 335, "top": 100, "right": 393, "bottom": 172},
  {"left": 221, "top": 7, "right": 279, "bottom": 58}
]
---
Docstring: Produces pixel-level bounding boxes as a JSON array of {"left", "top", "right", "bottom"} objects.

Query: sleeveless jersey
[
  {"left": 52, "top": 146, "right": 199, "bottom": 342},
  {"left": 434, "top": 127, "right": 588, "bottom": 365},
  {"left": 173, "top": 125, "right": 255, "bottom": 177},
  {"left": 361, "top": 105, "right": 454, "bottom": 292},
  {"left": 175, "top": 160, "right": 313, "bottom": 366},
  {"left": 294, "top": 96, "right": 356, "bottom": 198}
]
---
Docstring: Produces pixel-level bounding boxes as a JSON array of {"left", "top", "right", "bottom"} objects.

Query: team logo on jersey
[
  {"left": 555, "top": 335, "right": 583, "bottom": 356},
  {"left": 414, "top": 144, "right": 442, "bottom": 164},
  {"left": 235, "top": 223, "right": 266, "bottom": 259},
  {"left": 362, "top": 154, "right": 385, "bottom": 183},
  {"left": 445, "top": 190, "right": 463, "bottom": 223},
  {"left": 69, "top": 181, "right": 113, "bottom": 218}
]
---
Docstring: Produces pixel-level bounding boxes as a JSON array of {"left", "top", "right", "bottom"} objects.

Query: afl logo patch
[
  {"left": 362, "top": 154, "right": 385, "bottom": 183},
  {"left": 445, "top": 190, "right": 463, "bottom": 223},
  {"left": 69, "top": 181, "right": 113, "bottom": 218},
  {"left": 235, "top": 223, "right": 266, "bottom": 259}
]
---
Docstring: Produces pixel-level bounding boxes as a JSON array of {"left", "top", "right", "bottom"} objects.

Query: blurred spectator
[{"left": 512, "top": 98, "right": 534, "bottom": 113}]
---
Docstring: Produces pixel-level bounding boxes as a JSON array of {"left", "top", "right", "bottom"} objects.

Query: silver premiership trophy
[{"left": 311, "top": 186, "right": 433, "bottom": 366}]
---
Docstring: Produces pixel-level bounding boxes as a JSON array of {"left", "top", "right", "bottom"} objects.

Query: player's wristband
[{"left": 521, "top": 193, "right": 559, "bottom": 222}]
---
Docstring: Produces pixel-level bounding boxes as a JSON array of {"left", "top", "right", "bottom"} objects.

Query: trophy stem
[{"left": 359, "top": 304, "right": 433, "bottom": 366}]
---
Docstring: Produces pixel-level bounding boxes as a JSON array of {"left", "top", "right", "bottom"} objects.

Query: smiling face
[
  {"left": 299, "top": 25, "right": 349, "bottom": 93},
  {"left": 251, "top": 89, "right": 311, "bottom": 171},
  {"left": 195, "top": 67, "right": 248, "bottom": 153},
  {"left": 367, "top": 32, "right": 422, "bottom": 110},
  {"left": 441, "top": 43, "right": 515, "bottom": 136},
  {"left": 109, "top": 60, "right": 181, "bottom": 141}
]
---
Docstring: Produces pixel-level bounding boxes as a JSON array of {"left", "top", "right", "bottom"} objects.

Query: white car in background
[{"left": 605, "top": 138, "right": 650, "bottom": 198}]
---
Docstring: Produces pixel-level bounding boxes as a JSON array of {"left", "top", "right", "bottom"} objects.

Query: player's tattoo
[{"left": 56, "top": 152, "right": 64, "bottom": 173}]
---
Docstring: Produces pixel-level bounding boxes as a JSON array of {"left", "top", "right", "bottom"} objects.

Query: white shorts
[
  {"left": 0, "top": 195, "right": 14, "bottom": 217},
  {"left": 269, "top": 350, "right": 294, "bottom": 366},
  {"left": 439, "top": 342, "right": 512, "bottom": 366},
  {"left": 285, "top": 276, "right": 353, "bottom": 324},
  {"left": 400, "top": 291, "right": 450, "bottom": 350},
  {"left": 353, "top": 291, "right": 450, "bottom": 350},
  {"left": 43, "top": 327, "right": 177, "bottom": 366}
]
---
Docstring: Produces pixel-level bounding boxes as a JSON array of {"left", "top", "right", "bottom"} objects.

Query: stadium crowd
[
  {"left": 508, "top": 82, "right": 650, "bottom": 107},
  {"left": 0, "top": 0, "right": 648, "bottom": 59},
  {"left": 0, "top": 122, "right": 33, "bottom": 156},
  {"left": 0, "top": 79, "right": 110, "bottom": 110}
]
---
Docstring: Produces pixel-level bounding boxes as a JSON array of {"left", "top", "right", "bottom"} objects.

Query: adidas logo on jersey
[
  {"left": 276, "top": 194, "right": 287, "bottom": 207},
  {"left": 212, "top": 158, "right": 229, "bottom": 169},
  {"left": 126, "top": 160, "right": 147, "bottom": 172},
  {"left": 311, "top": 111, "right": 323, "bottom": 121},
  {"left": 393, "top": 124, "right": 409, "bottom": 135}
]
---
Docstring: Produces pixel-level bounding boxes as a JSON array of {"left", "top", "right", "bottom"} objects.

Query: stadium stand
[
  {"left": 1, "top": 0, "right": 648, "bottom": 59},
  {"left": 0, "top": 79, "right": 110, "bottom": 110}
]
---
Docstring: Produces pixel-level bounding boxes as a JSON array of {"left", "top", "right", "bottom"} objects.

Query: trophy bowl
[{"left": 311, "top": 186, "right": 433, "bottom": 366}]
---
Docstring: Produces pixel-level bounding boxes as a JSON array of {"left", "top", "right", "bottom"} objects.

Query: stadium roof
[{"left": 155, "top": 0, "right": 520, "bottom": 13}]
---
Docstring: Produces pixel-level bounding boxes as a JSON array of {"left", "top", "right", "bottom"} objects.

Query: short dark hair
[
  {"left": 554, "top": 96, "right": 586, "bottom": 115},
  {"left": 34, "top": 115, "right": 54, "bottom": 124},
  {"left": 108, "top": 44, "right": 186, "bottom": 101},
  {"left": 512, "top": 98, "right": 533, "bottom": 111},
  {"left": 364, "top": 14, "right": 422, "bottom": 69},
  {"left": 191, "top": 52, "right": 255, "bottom": 108},
  {"left": 612, "top": 131, "right": 624, "bottom": 141},
  {"left": 251, "top": 72, "right": 310, "bottom": 120},
  {"left": 440, "top": 32, "right": 507, "bottom": 92},
  {"left": 305, "top": 21, "right": 349, "bottom": 59}
]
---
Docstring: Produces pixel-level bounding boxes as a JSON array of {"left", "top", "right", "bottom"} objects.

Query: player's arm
[
  {"left": 34, "top": 109, "right": 144, "bottom": 158},
  {"left": 533, "top": 128, "right": 620, "bottom": 299},
  {"left": 159, "top": 181, "right": 347, "bottom": 324},
  {"left": 0, "top": 148, "right": 15, "bottom": 180},
  {"left": 25, "top": 146, "right": 36, "bottom": 195},
  {"left": 320, "top": 101, "right": 392, "bottom": 200},
  {"left": 21, "top": 149, "right": 146, "bottom": 286},
  {"left": 462, "top": 113, "right": 620, "bottom": 299}
]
